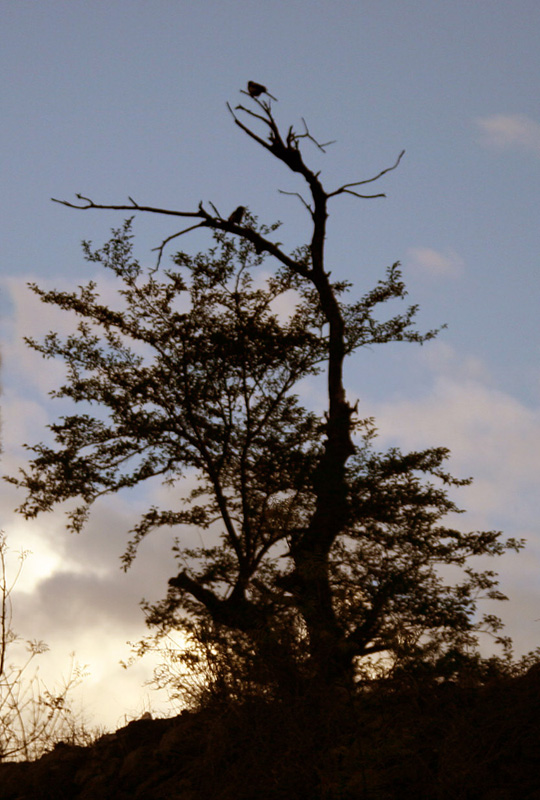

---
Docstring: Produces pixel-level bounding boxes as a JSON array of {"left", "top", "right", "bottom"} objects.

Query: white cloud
[
  {"left": 475, "top": 114, "right": 540, "bottom": 156},
  {"left": 1, "top": 288, "right": 183, "bottom": 728},
  {"left": 360, "top": 344, "right": 540, "bottom": 657},
  {"left": 406, "top": 247, "right": 464, "bottom": 278},
  {"left": 421, "top": 341, "right": 492, "bottom": 384},
  {"left": 1, "top": 273, "right": 137, "bottom": 396},
  {"left": 3, "top": 496, "right": 179, "bottom": 729},
  {"left": 371, "top": 344, "right": 540, "bottom": 507}
]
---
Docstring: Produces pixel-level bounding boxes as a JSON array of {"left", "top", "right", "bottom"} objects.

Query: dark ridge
[{"left": 2, "top": 668, "right": 540, "bottom": 799}]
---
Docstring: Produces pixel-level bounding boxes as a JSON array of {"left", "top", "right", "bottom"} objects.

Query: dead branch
[
  {"left": 295, "top": 118, "right": 336, "bottom": 152},
  {"left": 51, "top": 193, "right": 204, "bottom": 220},
  {"left": 239, "top": 90, "right": 274, "bottom": 110},
  {"left": 227, "top": 102, "right": 290, "bottom": 160},
  {"left": 227, "top": 103, "right": 276, "bottom": 152},
  {"left": 278, "top": 189, "right": 314, "bottom": 216},
  {"left": 151, "top": 223, "right": 208, "bottom": 269},
  {"left": 328, "top": 150, "right": 405, "bottom": 199},
  {"left": 233, "top": 103, "right": 272, "bottom": 127},
  {"left": 51, "top": 98, "right": 403, "bottom": 277}
]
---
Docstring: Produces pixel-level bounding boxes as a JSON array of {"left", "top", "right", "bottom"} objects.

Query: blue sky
[{"left": 1, "top": 1, "right": 539, "bottom": 727}]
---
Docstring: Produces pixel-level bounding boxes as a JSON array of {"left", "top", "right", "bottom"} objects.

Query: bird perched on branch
[
  {"left": 247, "top": 81, "right": 277, "bottom": 101},
  {"left": 228, "top": 206, "right": 246, "bottom": 225}
]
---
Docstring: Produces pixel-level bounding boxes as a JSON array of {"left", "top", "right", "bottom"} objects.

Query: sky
[{"left": 1, "top": 1, "right": 540, "bottom": 730}]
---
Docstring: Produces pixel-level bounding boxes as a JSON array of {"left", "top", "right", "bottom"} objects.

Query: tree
[{"left": 7, "top": 90, "right": 522, "bottom": 698}]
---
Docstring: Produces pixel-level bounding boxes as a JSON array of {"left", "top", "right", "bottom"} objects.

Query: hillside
[{"left": 1, "top": 668, "right": 540, "bottom": 799}]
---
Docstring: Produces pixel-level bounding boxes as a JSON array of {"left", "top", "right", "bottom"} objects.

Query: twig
[
  {"left": 208, "top": 201, "right": 221, "bottom": 219},
  {"left": 151, "top": 223, "right": 208, "bottom": 270},
  {"left": 239, "top": 90, "right": 274, "bottom": 110},
  {"left": 296, "top": 118, "right": 336, "bottom": 152},
  {"left": 278, "top": 189, "right": 314, "bottom": 216},
  {"left": 227, "top": 103, "right": 280, "bottom": 154},
  {"left": 328, "top": 150, "right": 405, "bottom": 198}
]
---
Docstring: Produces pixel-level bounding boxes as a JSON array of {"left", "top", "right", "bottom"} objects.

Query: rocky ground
[{"left": 1, "top": 668, "right": 540, "bottom": 799}]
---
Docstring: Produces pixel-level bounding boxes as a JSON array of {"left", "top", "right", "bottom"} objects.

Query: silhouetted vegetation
[
  {"left": 4, "top": 86, "right": 539, "bottom": 795},
  {"left": 2, "top": 662, "right": 540, "bottom": 797},
  {"left": 0, "top": 533, "right": 92, "bottom": 761}
]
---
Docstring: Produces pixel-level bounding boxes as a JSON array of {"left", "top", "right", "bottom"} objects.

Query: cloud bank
[{"left": 361, "top": 341, "right": 540, "bottom": 659}]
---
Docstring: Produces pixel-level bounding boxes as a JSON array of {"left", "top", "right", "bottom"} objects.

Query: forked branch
[{"left": 328, "top": 149, "right": 405, "bottom": 199}]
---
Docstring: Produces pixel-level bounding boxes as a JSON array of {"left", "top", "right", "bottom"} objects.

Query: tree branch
[
  {"left": 296, "top": 118, "right": 336, "bottom": 152},
  {"left": 51, "top": 192, "right": 308, "bottom": 275},
  {"left": 51, "top": 193, "right": 204, "bottom": 219},
  {"left": 226, "top": 103, "right": 278, "bottom": 154},
  {"left": 151, "top": 223, "right": 207, "bottom": 269},
  {"left": 278, "top": 189, "right": 314, "bottom": 217},
  {"left": 328, "top": 150, "right": 405, "bottom": 199}
]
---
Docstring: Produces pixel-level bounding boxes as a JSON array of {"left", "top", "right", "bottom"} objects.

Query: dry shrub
[{"left": 0, "top": 532, "right": 93, "bottom": 761}]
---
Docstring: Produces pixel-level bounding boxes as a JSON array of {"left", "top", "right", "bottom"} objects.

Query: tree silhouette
[{"left": 8, "top": 89, "right": 522, "bottom": 696}]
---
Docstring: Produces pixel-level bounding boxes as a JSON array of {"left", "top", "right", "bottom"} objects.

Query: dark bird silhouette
[
  {"left": 247, "top": 81, "right": 277, "bottom": 101},
  {"left": 228, "top": 206, "right": 246, "bottom": 225}
]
